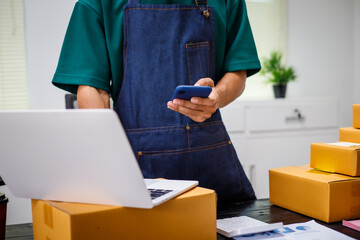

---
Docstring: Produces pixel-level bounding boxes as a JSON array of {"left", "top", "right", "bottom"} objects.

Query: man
[{"left": 53, "top": 0, "right": 261, "bottom": 203}]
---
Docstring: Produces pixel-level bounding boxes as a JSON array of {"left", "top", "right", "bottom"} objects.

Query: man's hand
[
  {"left": 167, "top": 70, "right": 247, "bottom": 122},
  {"left": 167, "top": 78, "right": 218, "bottom": 122}
]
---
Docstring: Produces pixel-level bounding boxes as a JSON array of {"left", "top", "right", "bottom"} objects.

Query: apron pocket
[
  {"left": 137, "top": 140, "right": 229, "bottom": 180},
  {"left": 137, "top": 149, "right": 191, "bottom": 180},
  {"left": 186, "top": 41, "right": 210, "bottom": 84},
  {"left": 137, "top": 139, "right": 254, "bottom": 202}
]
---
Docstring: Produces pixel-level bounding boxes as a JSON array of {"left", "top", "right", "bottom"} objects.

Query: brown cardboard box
[
  {"left": 310, "top": 142, "right": 360, "bottom": 176},
  {"left": 339, "top": 127, "right": 360, "bottom": 143},
  {"left": 269, "top": 165, "right": 360, "bottom": 223},
  {"left": 354, "top": 104, "right": 360, "bottom": 129},
  {"left": 32, "top": 187, "right": 216, "bottom": 240}
]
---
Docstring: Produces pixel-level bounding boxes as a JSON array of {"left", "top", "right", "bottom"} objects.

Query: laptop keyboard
[{"left": 148, "top": 189, "right": 173, "bottom": 200}]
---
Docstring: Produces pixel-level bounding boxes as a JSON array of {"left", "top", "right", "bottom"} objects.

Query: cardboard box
[
  {"left": 339, "top": 127, "right": 360, "bottom": 143},
  {"left": 269, "top": 165, "right": 360, "bottom": 223},
  {"left": 310, "top": 142, "right": 360, "bottom": 176},
  {"left": 32, "top": 187, "right": 216, "bottom": 240},
  {"left": 354, "top": 104, "right": 360, "bottom": 129}
]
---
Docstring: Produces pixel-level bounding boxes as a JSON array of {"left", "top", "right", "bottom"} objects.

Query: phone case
[{"left": 171, "top": 85, "right": 212, "bottom": 100}]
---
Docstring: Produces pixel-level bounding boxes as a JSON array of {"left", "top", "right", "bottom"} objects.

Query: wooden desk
[{"left": 5, "top": 199, "right": 360, "bottom": 239}]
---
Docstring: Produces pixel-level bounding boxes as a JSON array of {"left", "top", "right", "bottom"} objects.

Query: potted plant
[{"left": 260, "top": 51, "right": 296, "bottom": 98}]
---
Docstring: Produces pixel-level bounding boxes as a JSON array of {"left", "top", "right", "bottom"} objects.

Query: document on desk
[
  {"left": 233, "top": 220, "right": 355, "bottom": 240},
  {"left": 343, "top": 219, "right": 360, "bottom": 232}
]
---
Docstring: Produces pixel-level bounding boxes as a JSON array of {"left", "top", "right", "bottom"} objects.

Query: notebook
[{"left": 0, "top": 109, "right": 198, "bottom": 208}]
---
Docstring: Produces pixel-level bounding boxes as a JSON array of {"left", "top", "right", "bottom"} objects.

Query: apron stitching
[
  {"left": 139, "top": 140, "right": 228, "bottom": 154},
  {"left": 197, "top": 47, "right": 204, "bottom": 77},
  {"left": 125, "top": 123, "right": 222, "bottom": 133},
  {"left": 126, "top": 125, "right": 184, "bottom": 131},
  {"left": 140, "top": 142, "right": 229, "bottom": 156},
  {"left": 186, "top": 123, "right": 190, "bottom": 149},
  {"left": 186, "top": 43, "right": 209, "bottom": 48},
  {"left": 185, "top": 42, "right": 209, "bottom": 84},
  {"left": 127, "top": 7, "right": 198, "bottom": 11},
  {"left": 229, "top": 143, "right": 244, "bottom": 190},
  {"left": 186, "top": 47, "right": 192, "bottom": 85},
  {"left": 125, "top": 120, "right": 224, "bottom": 132},
  {"left": 126, "top": 128, "right": 184, "bottom": 134},
  {"left": 207, "top": 44, "right": 210, "bottom": 76},
  {"left": 190, "top": 120, "right": 224, "bottom": 128}
]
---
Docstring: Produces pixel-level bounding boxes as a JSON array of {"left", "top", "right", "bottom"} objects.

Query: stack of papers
[
  {"left": 343, "top": 219, "right": 360, "bottom": 232},
  {"left": 216, "top": 216, "right": 283, "bottom": 238},
  {"left": 233, "top": 220, "right": 356, "bottom": 240}
]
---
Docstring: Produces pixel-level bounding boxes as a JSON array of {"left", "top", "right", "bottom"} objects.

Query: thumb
[{"left": 194, "top": 78, "right": 215, "bottom": 87}]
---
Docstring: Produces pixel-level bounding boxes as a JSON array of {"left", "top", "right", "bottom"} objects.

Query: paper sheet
[
  {"left": 233, "top": 220, "right": 355, "bottom": 240},
  {"left": 326, "top": 142, "right": 360, "bottom": 148},
  {"left": 343, "top": 219, "right": 360, "bottom": 232}
]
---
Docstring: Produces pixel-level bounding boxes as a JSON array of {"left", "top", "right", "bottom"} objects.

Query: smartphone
[{"left": 171, "top": 85, "right": 212, "bottom": 100}]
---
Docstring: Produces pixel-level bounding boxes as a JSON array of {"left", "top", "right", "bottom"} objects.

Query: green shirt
[{"left": 52, "top": 0, "right": 261, "bottom": 101}]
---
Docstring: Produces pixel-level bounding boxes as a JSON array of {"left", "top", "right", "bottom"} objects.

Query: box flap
[
  {"left": 270, "top": 165, "right": 360, "bottom": 183},
  {"left": 313, "top": 142, "right": 360, "bottom": 151},
  {"left": 43, "top": 186, "right": 215, "bottom": 215}
]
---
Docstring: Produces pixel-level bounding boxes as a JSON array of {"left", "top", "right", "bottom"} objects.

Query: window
[
  {"left": 0, "top": 0, "right": 28, "bottom": 110},
  {"left": 244, "top": 0, "right": 287, "bottom": 98}
]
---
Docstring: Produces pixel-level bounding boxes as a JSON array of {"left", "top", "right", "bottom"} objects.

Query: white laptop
[{"left": 0, "top": 109, "right": 198, "bottom": 208}]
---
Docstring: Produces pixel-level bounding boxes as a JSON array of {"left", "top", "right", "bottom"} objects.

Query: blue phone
[{"left": 171, "top": 85, "right": 212, "bottom": 100}]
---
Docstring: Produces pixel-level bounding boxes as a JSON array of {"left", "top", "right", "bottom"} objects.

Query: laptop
[{"left": 0, "top": 109, "right": 198, "bottom": 208}]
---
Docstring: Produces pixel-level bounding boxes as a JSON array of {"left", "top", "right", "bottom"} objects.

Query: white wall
[
  {"left": 287, "top": 0, "right": 356, "bottom": 127},
  {"left": 24, "top": 0, "right": 76, "bottom": 109},
  {"left": 354, "top": 1, "right": 360, "bottom": 103}
]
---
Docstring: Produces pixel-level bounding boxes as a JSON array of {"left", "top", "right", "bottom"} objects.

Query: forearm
[
  {"left": 167, "top": 70, "right": 247, "bottom": 122},
  {"left": 77, "top": 85, "right": 110, "bottom": 109},
  {"left": 214, "top": 70, "right": 246, "bottom": 109}
]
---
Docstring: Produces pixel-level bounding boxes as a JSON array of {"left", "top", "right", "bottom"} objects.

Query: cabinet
[{"left": 221, "top": 98, "right": 339, "bottom": 199}]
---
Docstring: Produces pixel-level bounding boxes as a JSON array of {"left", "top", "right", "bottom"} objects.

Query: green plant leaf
[{"left": 260, "top": 51, "right": 297, "bottom": 85}]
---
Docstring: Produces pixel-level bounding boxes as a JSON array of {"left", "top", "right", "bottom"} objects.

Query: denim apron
[{"left": 115, "top": 0, "right": 256, "bottom": 203}]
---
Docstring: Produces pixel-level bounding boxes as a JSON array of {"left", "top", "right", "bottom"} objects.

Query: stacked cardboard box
[
  {"left": 270, "top": 104, "right": 360, "bottom": 223},
  {"left": 339, "top": 127, "right": 360, "bottom": 144},
  {"left": 311, "top": 104, "right": 360, "bottom": 177},
  {"left": 32, "top": 186, "right": 217, "bottom": 240},
  {"left": 269, "top": 165, "right": 360, "bottom": 223},
  {"left": 310, "top": 142, "right": 360, "bottom": 176}
]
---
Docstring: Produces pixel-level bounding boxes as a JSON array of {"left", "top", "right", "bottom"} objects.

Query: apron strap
[{"left": 128, "top": 0, "right": 209, "bottom": 6}]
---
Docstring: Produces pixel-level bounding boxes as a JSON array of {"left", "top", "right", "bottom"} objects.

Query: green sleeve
[
  {"left": 223, "top": 0, "right": 261, "bottom": 77},
  {"left": 52, "top": 1, "right": 111, "bottom": 94}
]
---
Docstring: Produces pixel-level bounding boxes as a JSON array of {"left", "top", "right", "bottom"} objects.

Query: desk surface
[{"left": 5, "top": 199, "right": 360, "bottom": 240}]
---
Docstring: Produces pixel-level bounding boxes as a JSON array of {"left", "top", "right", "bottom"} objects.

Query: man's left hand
[{"left": 167, "top": 78, "right": 219, "bottom": 123}]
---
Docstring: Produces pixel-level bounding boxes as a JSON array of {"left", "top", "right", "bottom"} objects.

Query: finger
[
  {"left": 168, "top": 98, "right": 216, "bottom": 122},
  {"left": 173, "top": 105, "right": 212, "bottom": 122},
  {"left": 191, "top": 97, "right": 216, "bottom": 107},
  {"left": 194, "top": 78, "right": 215, "bottom": 87},
  {"left": 173, "top": 98, "right": 214, "bottom": 111},
  {"left": 167, "top": 100, "right": 212, "bottom": 122}
]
